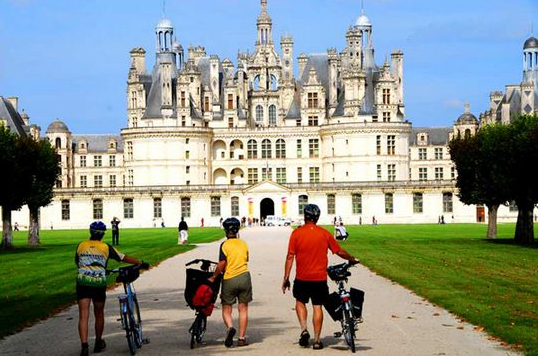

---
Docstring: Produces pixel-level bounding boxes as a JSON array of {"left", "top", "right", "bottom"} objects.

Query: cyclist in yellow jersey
[
  {"left": 76, "top": 221, "right": 147, "bottom": 356},
  {"left": 208, "top": 217, "right": 252, "bottom": 347}
]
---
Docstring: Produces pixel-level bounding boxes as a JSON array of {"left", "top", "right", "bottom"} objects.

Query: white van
[{"left": 265, "top": 215, "right": 292, "bottom": 226}]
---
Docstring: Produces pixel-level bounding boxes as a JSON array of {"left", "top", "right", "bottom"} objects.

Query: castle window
[
  {"left": 276, "top": 167, "right": 286, "bottom": 184},
  {"left": 110, "top": 175, "right": 116, "bottom": 187},
  {"left": 413, "top": 193, "right": 423, "bottom": 213},
  {"left": 419, "top": 148, "right": 427, "bottom": 160},
  {"left": 80, "top": 175, "right": 87, "bottom": 188},
  {"left": 309, "top": 167, "right": 320, "bottom": 183},
  {"left": 211, "top": 196, "right": 221, "bottom": 217},
  {"left": 55, "top": 138, "right": 61, "bottom": 149},
  {"left": 297, "top": 139, "right": 302, "bottom": 157},
  {"left": 269, "top": 105, "right": 277, "bottom": 126},
  {"left": 93, "top": 199, "right": 103, "bottom": 220},
  {"left": 435, "top": 148, "right": 443, "bottom": 160},
  {"left": 123, "top": 198, "right": 134, "bottom": 219},
  {"left": 262, "top": 167, "right": 272, "bottom": 181},
  {"left": 94, "top": 175, "right": 103, "bottom": 188},
  {"left": 153, "top": 198, "right": 162, "bottom": 218},
  {"left": 248, "top": 168, "right": 258, "bottom": 184},
  {"left": 181, "top": 197, "right": 191, "bottom": 217},
  {"left": 228, "top": 117, "right": 234, "bottom": 128},
  {"left": 256, "top": 105, "right": 263, "bottom": 123},
  {"left": 419, "top": 167, "right": 428, "bottom": 181},
  {"left": 308, "top": 93, "right": 318, "bottom": 108},
  {"left": 435, "top": 167, "right": 444, "bottom": 180},
  {"left": 385, "top": 193, "right": 393, "bottom": 214},
  {"left": 296, "top": 118, "right": 302, "bottom": 126},
  {"left": 376, "top": 135, "right": 381, "bottom": 155},
  {"left": 275, "top": 139, "right": 286, "bottom": 158},
  {"left": 94, "top": 156, "right": 102, "bottom": 167},
  {"left": 231, "top": 196, "right": 239, "bottom": 216},
  {"left": 382, "top": 112, "right": 391, "bottom": 122},
  {"left": 298, "top": 195, "right": 308, "bottom": 215},
  {"left": 352, "top": 194, "right": 362, "bottom": 214},
  {"left": 308, "top": 139, "right": 319, "bottom": 158},
  {"left": 443, "top": 192, "right": 453, "bottom": 213},
  {"left": 308, "top": 116, "right": 318, "bottom": 126},
  {"left": 181, "top": 91, "right": 186, "bottom": 108},
  {"left": 61, "top": 200, "right": 70, "bottom": 220},
  {"left": 109, "top": 155, "right": 116, "bottom": 167},
  {"left": 204, "top": 96, "right": 210, "bottom": 112},
  {"left": 80, "top": 156, "right": 87, "bottom": 167},
  {"left": 261, "top": 139, "right": 272, "bottom": 159},
  {"left": 388, "top": 164, "right": 396, "bottom": 181},
  {"left": 327, "top": 194, "right": 335, "bottom": 215},
  {"left": 228, "top": 94, "right": 233, "bottom": 110},
  {"left": 297, "top": 167, "right": 303, "bottom": 183},
  {"left": 247, "top": 140, "right": 258, "bottom": 159},
  {"left": 382, "top": 89, "right": 391, "bottom": 104},
  {"left": 377, "top": 164, "right": 382, "bottom": 180},
  {"left": 387, "top": 135, "right": 396, "bottom": 155}
]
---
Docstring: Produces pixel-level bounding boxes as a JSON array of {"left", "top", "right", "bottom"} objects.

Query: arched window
[
  {"left": 256, "top": 105, "right": 263, "bottom": 123},
  {"left": 275, "top": 139, "right": 286, "bottom": 158},
  {"left": 261, "top": 139, "right": 272, "bottom": 159},
  {"left": 464, "top": 129, "right": 471, "bottom": 138},
  {"left": 270, "top": 75, "right": 278, "bottom": 90},
  {"left": 247, "top": 139, "right": 258, "bottom": 159},
  {"left": 253, "top": 76, "right": 260, "bottom": 91},
  {"left": 269, "top": 105, "right": 277, "bottom": 126},
  {"left": 55, "top": 137, "right": 61, "bottom": 149}
]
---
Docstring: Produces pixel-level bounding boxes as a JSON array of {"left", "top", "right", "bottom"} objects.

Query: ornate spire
[{"left": 261, "top": 0, "right": 267, "bottom": 12}]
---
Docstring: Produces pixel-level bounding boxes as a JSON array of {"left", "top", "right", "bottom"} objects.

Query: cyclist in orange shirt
[{"left": 282, "top": 204, "right": 358, "bottom": 350}]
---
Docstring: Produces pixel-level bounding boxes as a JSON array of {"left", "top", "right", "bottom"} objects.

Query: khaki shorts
[{"left": 221, "top": 272, "right": 253, "bottom": 305}]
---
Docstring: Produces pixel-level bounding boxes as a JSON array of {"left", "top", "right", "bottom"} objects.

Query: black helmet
[
  {"left": 89, "top": 221, "right": 107, "bottom": 238},
  {"left": 223, "top": 217, "right": 240, "bottom": 234},
  {"left": 304, "top": 204, "right": 321, "bottom": 223}
]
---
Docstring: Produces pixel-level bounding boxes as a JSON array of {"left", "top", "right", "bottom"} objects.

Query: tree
[
  {"left": 0, "top": 126, "right": 33, "bottom": 250},
  {"left": 449, "top": 124, "right": 511, "bottom": 239},
  {"left": 24, "top": 138, "right": 60, "bottom": 246},
  {"left": 506, "top": 115, "right": 538, "bottom": 244}
]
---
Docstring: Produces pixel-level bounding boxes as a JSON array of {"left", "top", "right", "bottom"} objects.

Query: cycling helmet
[
  {"left": 304, "top": 204, "right": 321, "bottom": 223},
  {"left": 223, "top": 217, "right": 240, "bottom": 234},
  {"left": 89, "top": 221, "right": 107, "bottom": 238}
]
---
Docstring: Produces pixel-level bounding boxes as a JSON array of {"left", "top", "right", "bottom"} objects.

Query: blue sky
[{"left": 1, "top": 0, "right": 537, "bottom": 134}]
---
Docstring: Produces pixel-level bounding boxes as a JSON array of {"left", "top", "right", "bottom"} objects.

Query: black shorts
[
  {"left": 293, "top": 279, "right": 329, "bottom": 305},
  {"left": 76, "top": 284, "right": 107, "bottom": 302}
]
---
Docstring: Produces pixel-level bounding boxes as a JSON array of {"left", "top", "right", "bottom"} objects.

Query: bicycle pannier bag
[
  {"left": 192, "top": 284, "right": 214, "bottom": 308},
  {"left": 350, "top": 287, "right": 365, "bottom": 318},
  {"left": 324, "top": 292, "right": 343, "bottom": 321}
]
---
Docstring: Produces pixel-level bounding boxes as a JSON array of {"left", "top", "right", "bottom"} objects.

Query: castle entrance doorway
[{"left": 260, "top": 198, "right": 275, "bottom": 222}]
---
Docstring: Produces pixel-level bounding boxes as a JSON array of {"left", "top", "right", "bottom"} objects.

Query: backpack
[{"left": 192, "top": 284, "right": 213, "bottom": 308}]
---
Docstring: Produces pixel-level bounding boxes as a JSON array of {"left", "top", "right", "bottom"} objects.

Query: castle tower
[
  {"left": 523, "top": 36, "right": 538, "bottom": 84},
  {"left": 155, "top": 18, "right": 174, "bottom": 53},
  {"left": 280, "top": 35, "right": 294, "bottom": 84},
  {"left": 257, "top": 0, "right": 273, "bottom": 46}
]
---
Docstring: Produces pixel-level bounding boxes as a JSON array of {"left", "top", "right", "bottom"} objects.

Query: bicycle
[
  {"left": 184, "top": 259, "right": 222, "bottom": 349},
  {"left": 326, "top": 261, "right": 364, "bottom": 353},
  {"left": 108, "top": 264, "right": 149, "bottom": 355}
]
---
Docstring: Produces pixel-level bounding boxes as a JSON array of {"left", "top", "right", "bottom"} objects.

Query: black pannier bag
[
  {"left": 116, "top": 266, "right": 140, "bottom": 284},
  {"left": 324, "top": 292, "right": 343, "bottom": 321},
  {"left": 184, "top": 268, "right": 221, "bottom": 309},
  {"left": 350, "top": 287, "right": 365, "bottom": 318}
]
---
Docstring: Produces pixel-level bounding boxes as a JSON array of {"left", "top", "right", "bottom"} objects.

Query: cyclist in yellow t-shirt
[
  {"left": 208, "top": 217, "right": 252, "bottom": 348},
  {"left": 75, "top": 221, "right": 147, "bottom": 356}
]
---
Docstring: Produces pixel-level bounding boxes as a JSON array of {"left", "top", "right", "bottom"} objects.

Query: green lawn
[
  {"left": 333, "top": 223, "right": 537, "bottom": 356},
  {"left": 0, "top": 227, "right": 223, "bottom": 339}
]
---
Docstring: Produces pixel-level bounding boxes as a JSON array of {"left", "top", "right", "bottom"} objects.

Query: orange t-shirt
[{"left": 287, "top": 222, "right": 342, "bottom": 281}]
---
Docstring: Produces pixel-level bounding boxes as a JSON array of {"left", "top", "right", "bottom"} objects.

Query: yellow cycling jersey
[
  {"left": 75, "top": 240, "right": 125, "bottom": 287},
  {"left": 219, "top": 238, "right": 249, "bottom": 280}
]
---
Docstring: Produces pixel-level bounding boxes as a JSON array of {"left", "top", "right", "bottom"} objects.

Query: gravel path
[{"left": 0, "top": 226, "right": 521, "bottom": 355}]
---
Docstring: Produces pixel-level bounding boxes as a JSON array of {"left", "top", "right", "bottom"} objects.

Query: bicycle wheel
[
  {"left": 125, "top": 304, "right": 137, "bottom": 355},
  {"left": 196, "top": 315, "right": 207, "bottom": 343},
  {"left": 189, "top": 313, "right": 204, "bottom": 348},
  {"left": 343, "top": 308, "right": 356, "bottom": 353},
  {"left": 132, "top": 296, "right": 143, "bottom": 348}
]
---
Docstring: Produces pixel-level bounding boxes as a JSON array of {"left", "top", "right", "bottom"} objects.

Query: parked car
[{"left": 265, "top": 215, "right": 292, "bottom": 226}]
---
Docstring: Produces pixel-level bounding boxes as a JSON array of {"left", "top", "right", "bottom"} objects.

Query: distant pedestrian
[
  {"left": 161, "top": 220, "right": 165, "bottom": 228},
  {"left": 178, "top": 217, "right": 189, "bottom": 244},
  {"left": 201, "top": 217, "right": 205, "bottom": 228},
  {"left": 220, "top": 217, "right": 224, "bottom": 227},
  {"left": 14, "top": 222, "right": 19, "bottom": 231},
  {"left": 110, "top": 217, "right": 120, "bottom": 245}
]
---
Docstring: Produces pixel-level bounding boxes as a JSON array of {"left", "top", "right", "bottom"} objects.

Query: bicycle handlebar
[
  {"left": 107, "top": 262, "right": 149, "bottom": 275},
  {"left": 185, "top": 259, "right": 218, "bottom": 266}
]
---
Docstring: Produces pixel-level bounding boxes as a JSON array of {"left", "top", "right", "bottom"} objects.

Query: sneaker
[
  {"left": 224, "top": 327, "right": 236, "bottom": 348},
  {"left": 237, "top": 338, "right": 249, "bottom": 347},
  {"left": 313, "top": 341, "right": 324, "bottom": 350},
  {"left": 93, "top": 339, "right": 106, "bottom": 353},
  {"left": 80, "top": 343, "right": 89, "bottom": 356},
  {"left": 299, "top": 330, "right": 310, "bottom": 347}
]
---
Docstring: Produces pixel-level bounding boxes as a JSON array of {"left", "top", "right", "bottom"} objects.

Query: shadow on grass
[{"left": 483, "top": 238, "right": 538, "bottom": 248}]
